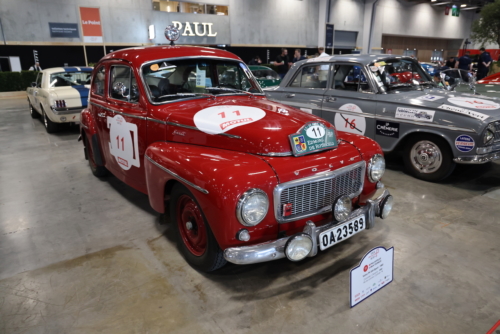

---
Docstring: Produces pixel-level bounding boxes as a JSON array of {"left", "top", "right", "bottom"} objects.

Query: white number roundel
[
  {"left": 448, "top": 97, "right": 500, "bottom": 110},
  {"left": 334, "top": 104, "right": 366, "bottom": 135},
  {"left": 306, "top": 125, "right": 325, "bottom": 139},
  {"left": 194, "top": 105, "right": 266, "bottom": 134},
  {"left": 107, "top": 115, "right": 140, "bottom": 170}
]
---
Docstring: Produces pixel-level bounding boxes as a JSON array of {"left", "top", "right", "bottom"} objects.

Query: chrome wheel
[{"left": 410, "top": 140, "right": 443, "bottom": 174}]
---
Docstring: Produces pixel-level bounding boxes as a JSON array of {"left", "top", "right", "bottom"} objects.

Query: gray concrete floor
[{"left": 1, "top": 97, "right": 500, "bottom": 334}]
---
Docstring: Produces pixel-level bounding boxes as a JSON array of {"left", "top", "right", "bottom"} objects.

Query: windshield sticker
[
  {"left": 395, "top": 107, "right": 435, "bottom": 122},
  {"left": 417, "top": 95, "right": 444, "bottom": 102},
  {"left": 334, "top": 104, "right": 366, "bottom": 135},
  {"left": 107, "top": 115, "right": 140, "bottom": 171},
  {"left": 455, "top": 135, "right": 475, "bottom": 153},
  {"left": 300, "top": 108, "right": 312, "bottom": 114},
  {"left": 150, "top": 64, "right": 159, "bottom": 71},
  {"left": 195, "top": 66, "right": 206, "bottom": 88},
  {"left": 448, "top": 97, "right": 500, "bottom": 110},
  {"left": 438, "top": 104, "right": 489, "bottom": 121},
  {"left": 194, "top": 105, "right": 266, "bottom": 134},
  {"left": 376, "top": 120, "right": 399, "bottom": 138}
]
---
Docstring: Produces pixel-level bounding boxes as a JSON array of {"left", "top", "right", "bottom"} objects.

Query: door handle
[
  {"left": 326, "top": 96, "right": 336, "bottom": 102},
  {"left": 286, "top": 93, "right": 295, "bottom": 98},
  {"left": 97, "top": 112, "right": 106, "bottom": 118}
]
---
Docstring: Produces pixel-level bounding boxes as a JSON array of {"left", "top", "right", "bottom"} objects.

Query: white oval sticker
[
  {"left": 306, "top": 124, "right": 326, "bottom": 139},
  {"left": 448, "top": 97, "right": 500, "bottom": 110},
  {"left": 194, "top": 105, "right": 266, "bottom": 134},
  {"left": 334, "top": 104, "right": 367, "bottom": 135}
]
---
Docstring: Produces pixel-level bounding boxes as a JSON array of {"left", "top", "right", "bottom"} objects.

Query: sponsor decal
[
  {"left": 395, "top": 107, "right": 435, "bottom": 122},
  {"left": 107, "top": 115, "right": 140, "bottom": 170},
  {"left": 376, "top": 120, "right": 399, "bottom": 138},
  {"left": 334, "top": 104, "right": 366, "bottom": 135},
  {"left": 455, "top": 135, "right": 475, "bottom": 153},
  {"left": 448, "top": 97, "right": 500, "bottom": 110},
  {"left": 193, "top": 105, "right": 266, "bottom": 134},
  {"left": 438, "top": 104, "right": 489, "bottom": 121},
  {"left": 417, "top": 94, "right": 444, "bottom": 102}
]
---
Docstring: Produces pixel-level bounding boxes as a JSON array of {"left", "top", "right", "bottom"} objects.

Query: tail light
[{"left": 55, "top": 100, "right": 67, "bottom": 108}]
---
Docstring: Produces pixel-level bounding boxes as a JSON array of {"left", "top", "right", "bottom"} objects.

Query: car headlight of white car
[
  {"left": 483, "top": 124, "right": 496, "bottom": 145},
  {"left": 368, "top": 154, "right": 386, "bottom": 183},
  {"left": 236, "top": 189, "right": 269, "bottom": 226}
]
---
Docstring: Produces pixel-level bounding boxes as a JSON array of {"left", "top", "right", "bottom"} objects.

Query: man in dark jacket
[
  {"left": 455, "top": 51, "right": 472, "bottom": 71},
  {"left": 477, "top": 47, "right": 492, "bottom": 80}
]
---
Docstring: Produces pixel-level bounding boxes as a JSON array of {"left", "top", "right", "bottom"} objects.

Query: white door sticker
[
  {"left": 194, "top": 105, "right": 266, "bottom": 134},
  {"left": 438, "top": 104, "right": 489, "bottom": 121},
  {"left": 395, "top": 107, "right": 435, "bottom": 122},
  {"left": 448, "top": 97, "right": 500, "bottom": 110},
  {"left": 107, "top": 115, "right": 140, "bottom": 170},
  {"left": 334, "top": 104, "right": 366, "bottom": 135}
]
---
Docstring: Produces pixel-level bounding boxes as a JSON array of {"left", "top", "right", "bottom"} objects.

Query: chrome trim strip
[
  {"left": 51, "top": 106, "right": 83, "bottom": 115},
  {"left": 147, "top": 117, "right": 167, "bottom": 125},
  {"left": 224, "top": 189, "right": 391, "bottom": 265},
  {"left": 273, "top": 161, "right": 366, "bottom": 223},
  {"left": 257, "top": 151, "right": 293, "bottom": 157},
  {"left": 90, "top": 102, "right": 148, "bottom": 120},
  {"left": 145, "top": 155, "right": 209, "bottom": 194},
  {"left": 454, "top": 152, "right": 500, "bottom": 164}
]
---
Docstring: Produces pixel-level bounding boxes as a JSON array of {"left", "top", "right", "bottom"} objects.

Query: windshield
[
  {"left": 49, "top": 71, "right": 91, "bottom": 87},
  {"left": 141, "top": 58, "right": 262, "bottom": 102},
  {"left": 251, "top": 68, "right": 280, "bottom": 80},
  {"left": 369, "top": 58, "right": 433, "bottom": 93}
]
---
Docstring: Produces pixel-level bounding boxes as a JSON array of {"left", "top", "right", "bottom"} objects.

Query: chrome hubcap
[
  {"left": 44, "top": 112, "right": 48, "bottom": 127},
  {"left": 410, "top": 140, "right": 442, "bottom": 174}
]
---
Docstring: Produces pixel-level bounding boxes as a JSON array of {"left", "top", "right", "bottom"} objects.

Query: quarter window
[
  {"left": 332, "top": 65, "right": 371, "bottom": 93},
  {"left": 109, "top": 66, "right": 139, "bottom": 103},
  {"left": 289, "top": 64, "right": 329, "bottom": 88},
  {"left": 92, "top": 66, "right": 106, "bottom": 96}
]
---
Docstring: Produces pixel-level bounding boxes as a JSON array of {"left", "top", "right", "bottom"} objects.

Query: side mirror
[{"left": 31, "top": 82, "right": 37, "bottom": 87}]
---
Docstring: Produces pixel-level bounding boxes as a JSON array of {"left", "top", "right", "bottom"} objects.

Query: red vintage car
[{"left": 80, "top": 40, "right": 393, "bottom": 271}]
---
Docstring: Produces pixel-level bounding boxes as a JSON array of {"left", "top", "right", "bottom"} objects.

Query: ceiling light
[
  {"left": 431, "top": 0, "right": 437, "bottom": 2},
  {"left": 461, "top": 4, "right": 466, "bottom": 7},
  {"left": 432, "top": 1, "right": 450, "bottom": 5}
]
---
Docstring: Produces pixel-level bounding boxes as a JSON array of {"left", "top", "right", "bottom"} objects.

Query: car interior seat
[{"left": 157, "top": 78, "right": 171, "bottom": 96}]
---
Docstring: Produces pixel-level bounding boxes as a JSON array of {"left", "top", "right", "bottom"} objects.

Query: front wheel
[
  {"left": 170, "top": 183, "right": 226, "bottom": 272},
  {"left": 403, "top": 134, "right": 455, "bottom": 182},
  {"left": 42, "top": 107, "right": 59, "bottom": 133}
]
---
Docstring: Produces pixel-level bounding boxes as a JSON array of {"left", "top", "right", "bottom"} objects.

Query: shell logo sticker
[
  {"left": 455, "top": 135, "right": 475, "bottom": 153},
  {"left": 194, "top": 105, "right": 266, "bottom": 134},
  {"left": 448, "top": 97, "right": 500, "bottom": 110},
  {"left": 107, "top": 115, "right": 140, "bottom": 170},
  {"left": 334, "top": 104, "right": 366, "bottom": 135}
]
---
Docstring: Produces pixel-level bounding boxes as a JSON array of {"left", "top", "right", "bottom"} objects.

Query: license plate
[{"left": 319, "top": 215, "right": 366, "bottom": 251}]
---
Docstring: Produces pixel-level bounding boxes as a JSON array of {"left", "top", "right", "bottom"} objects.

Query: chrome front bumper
[
  {"left": 224, "top": 189, "right": 392, "bottom": 265},
  {"left": 454, "top": 151, "right": 500, "bottom": 164}
]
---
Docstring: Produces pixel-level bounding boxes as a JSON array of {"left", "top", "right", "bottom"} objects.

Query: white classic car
[{"left": 27, "top": 67, "right": 93, "bottom": 133}]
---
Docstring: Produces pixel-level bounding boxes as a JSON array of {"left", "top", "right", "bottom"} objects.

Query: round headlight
[
  {"left": 333, "top": 195, "right": 353, "bottom": 222},
  {"left": 285, "top": 233, "right": 313, "bottom": 261},
  {"left": 484, "top": 124, "right": 495, "bottom": 145},
  {"left": 380, "top": 195, "right": 394, "bottom": 219},
  {"left": 236, "top": 189, "right": 269, "bottom": 226},
  {"left": 368, "top": 154, "right": 386, "bottom": 183}
]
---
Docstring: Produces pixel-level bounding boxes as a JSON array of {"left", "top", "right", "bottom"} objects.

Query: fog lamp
[
  {"left": 60, "top": 116, "right": 67, "bottom": 122},
  {"left": 379, "top": 195, "right": 394, "bottom": 219},
  {"left": 333, "top": 195, "right": 352, "bottom": 222},
  {"left": 236, "top": 229, "right": 250, "bottom": 242},
  {"left": 285, "top": 233, "right": 313, "bottom": 262}
]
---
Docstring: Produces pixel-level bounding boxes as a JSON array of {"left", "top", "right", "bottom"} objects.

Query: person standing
[
  {"left": 248, "top": 56, "right": 262, "bottom": 65},
  {"left": 445, "top": 56, "right": 456, "bottom": 68},
  {"left": 456, "top": 51, "right": 472, "bottom": 71},
  {"left": 292, "top": 49, "right": 306, "bottom": 66},
  {"left": 29, "top": 62, "right": 42, "bottom": 71},
  {"left": 477, "top": 47, "right": 492, "bottom": 80},
  {"left": 318, "top": 46, "right": 329, "bottom": 58},
  {"left": 272, "top": 48, "right": 289, "bottom": 79}
]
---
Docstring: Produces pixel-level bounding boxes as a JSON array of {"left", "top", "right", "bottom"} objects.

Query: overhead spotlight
[
  {"left": 460, "top": 3, "right": 466, "bottom": 7},
  {"left": 431, "top": 0, "right": 437, "bottom": 2}
]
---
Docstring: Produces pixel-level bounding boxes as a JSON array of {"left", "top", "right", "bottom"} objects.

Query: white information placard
[{"left": 350, "top": 246, "right": 394, "bottom": 308}]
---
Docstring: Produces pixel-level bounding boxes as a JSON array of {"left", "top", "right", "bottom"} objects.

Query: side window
[
  {"left": 332, "top": 65, "right": 371, "bottom": 93},
  {"left": 92, "top": 66, "right": 105, "bottom": 96},
  {"left": 109, "top": 65, "right": 139, "bottom": 103},
  {"left": 289, "top": 64, "right": 329, "bottom": 88},
  {"left": 36, "top": 73, "right": 43, "bottom": 88}
]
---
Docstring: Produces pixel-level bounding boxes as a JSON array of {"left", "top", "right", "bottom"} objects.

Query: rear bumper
[{"left": 224, "top": 189, "right": 392, "bottom": 265}]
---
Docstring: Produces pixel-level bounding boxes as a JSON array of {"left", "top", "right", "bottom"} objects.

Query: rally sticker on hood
[
  {"left": 334, "top": 104, "right": 366, "bottom": 135},
  {"left": 455, "top": 135, "right": 475, "bottom": 153},
  {"left": 395, "top": 107, "right": 435, "bottom": 122},
  {"left": 448, "top": 97, "right": 500, "bottom": 110},
  {"left": 438, "top": 104, "right": 489, "bottom": 121},
  {"left": 194, "top": 105, "right": 266, "bottom": 134},
  {"left": 417, "top": 95, "right": 444, "bottom": 102}
]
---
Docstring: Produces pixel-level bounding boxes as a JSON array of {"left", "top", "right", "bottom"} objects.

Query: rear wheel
[
  {"left": 170, "top": 183, "right": 226, "bottom": 272},
  {"left": 42, "top": 107, "right": 59, "bottom": 133},
  {"left": 29, "top": 101, "right": 40, "bottom": 118},
  {"left": 403, "top": 134, "right": 455, "bottom": 182},
  {"left": 84, "top": 135, "right": 107, "bottom": 177}
]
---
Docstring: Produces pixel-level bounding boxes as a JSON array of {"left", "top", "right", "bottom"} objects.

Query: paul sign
[{"left": 172, "top": 21, "right": 217, "bottom": 37}]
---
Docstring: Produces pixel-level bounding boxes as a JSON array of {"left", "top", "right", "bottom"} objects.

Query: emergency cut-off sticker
[
  {"left": 448, "top": 97, "right": 500, "bottom": 110},
  {"left": 194, "top": 105, "right": 266, "bottom": 134},
  {"left": 455, "top": 135, "right": 475, "bottom": 153},
  {"left": 107, "top": 115, "right": 140, "bottom": 170},
  {"left": 334, "top": 104, "right": 366, "bottom": 135}
]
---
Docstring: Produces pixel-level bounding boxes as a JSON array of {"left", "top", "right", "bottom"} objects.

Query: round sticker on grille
[{"left": 455, "top": 135, "right": 475, "bottom": 152}]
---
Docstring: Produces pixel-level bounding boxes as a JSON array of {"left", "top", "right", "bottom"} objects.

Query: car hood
[
  {"left": 50, "top": 85, "right": 90, "bottom": 107},
  {"left": 380, "top": 88, "right": 500, "bottom": 121},
  {"left": 162, "top": 96, "right": 344, "bottom": 156}
]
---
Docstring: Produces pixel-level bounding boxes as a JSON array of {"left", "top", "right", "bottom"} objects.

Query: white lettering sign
[
  {"left": 395, "top": 107, "right": 435, "bottom": 122},
  {"left": 438, "top": 104, "right": 489, "bottom": 121},
  {"left": 172, "top": 21, "right": 217, "bottom": 37}
]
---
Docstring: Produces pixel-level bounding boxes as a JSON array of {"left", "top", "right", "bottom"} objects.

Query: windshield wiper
[
  {"left": 387, "top": 83, "right": 415, "bottom": 90},
  {"left": 419, "top": 81, "right": 436, "bottom": 88},
  {"left": 205, "top": 86, "right": 255, "bottom": 96}
]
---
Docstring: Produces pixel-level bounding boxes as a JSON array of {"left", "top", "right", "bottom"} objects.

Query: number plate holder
[{"left": 318, "top": 215, "right": 366, "bottom": 251}]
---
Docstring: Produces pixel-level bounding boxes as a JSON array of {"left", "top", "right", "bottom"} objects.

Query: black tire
[
  {"left": 84, "top": 135, "right": 108, "bottom": 177},
  {"left": 29, "top": 101, "right": 40, "bottom": 119},
  {"left": 170, "top": 183, "right": 226, "bottom": 272},
  {"left": 41, "top": 107, "right": 59, "bottom": 133},
  {"left": 403, "top": 134, "right": 456, "bottom": 182}
]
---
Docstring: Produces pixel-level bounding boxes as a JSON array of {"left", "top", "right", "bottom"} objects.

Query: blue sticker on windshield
[{"left": 455, "top": 135, "right": 475, "bottom": 152}]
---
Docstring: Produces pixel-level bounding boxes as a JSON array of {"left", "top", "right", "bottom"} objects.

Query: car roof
[
  {"left": 295, "top": 54, "right": 414, "bottom": 66},
  {"left": 101, "top": 45, "right": 241, "bottom": 67}
]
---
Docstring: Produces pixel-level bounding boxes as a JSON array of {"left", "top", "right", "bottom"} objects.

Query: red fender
[{"left": 145, "top": 142, "right": 280, "bottom": 249}]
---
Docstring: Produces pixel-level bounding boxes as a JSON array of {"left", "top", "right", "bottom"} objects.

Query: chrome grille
[{"left": 274, "top": 161, "right": 365, "bottom": 223}]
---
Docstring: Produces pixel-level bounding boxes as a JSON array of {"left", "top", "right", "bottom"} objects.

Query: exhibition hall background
[{"left": 0, "top": 0, "right": 489, "bottom": 70}]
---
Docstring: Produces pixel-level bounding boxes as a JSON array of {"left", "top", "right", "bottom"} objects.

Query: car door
[
  {"left": 30, "top": 72, "right": 43, "bottom": 111},
  {"left": 101, "top": 62, "right": 148, "bottom": 192},
  {"left": 275, "top": 63, "right": 330, "bottom": 118},
  {"left": 321, "top": 64, "right": 377, "bottom": 139}
]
